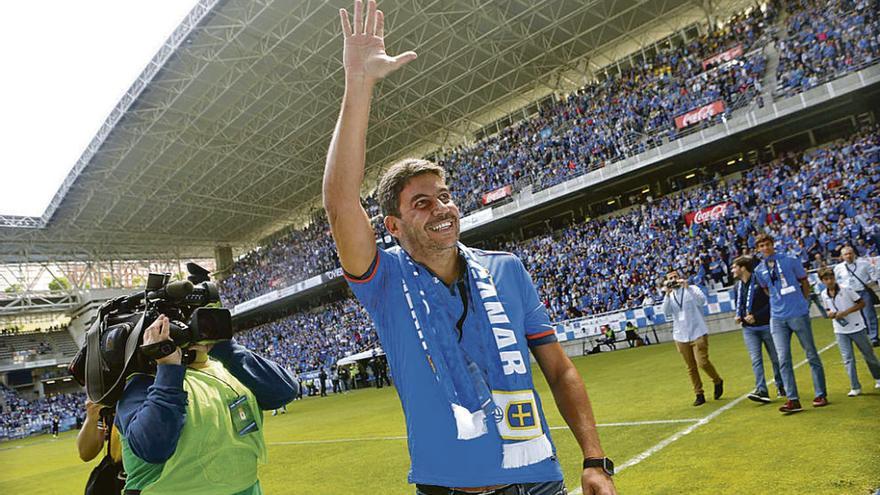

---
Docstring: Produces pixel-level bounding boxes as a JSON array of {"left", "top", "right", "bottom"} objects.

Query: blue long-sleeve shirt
[{"left": 115, "top": 340, "right": 297, "bottom": 463}]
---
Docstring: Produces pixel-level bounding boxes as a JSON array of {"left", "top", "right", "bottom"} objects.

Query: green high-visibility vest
[{"left": 120, "top": 359, "right": 268, "bottom": 494}]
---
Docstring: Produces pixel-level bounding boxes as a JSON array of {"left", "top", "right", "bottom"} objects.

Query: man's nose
[{"left": 432, "top": 199, "right": 450, "bottom": 215}]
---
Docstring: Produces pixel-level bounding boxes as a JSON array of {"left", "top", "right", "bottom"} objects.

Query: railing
[{"left": 773, "top": 58, "right": 880, "bottom": 100}]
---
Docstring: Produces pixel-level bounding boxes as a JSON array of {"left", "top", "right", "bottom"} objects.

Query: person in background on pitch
[
  {"left": 662, "top": 270, "right": 724, "bottom": 406},
  {"left": 731, "top": 256, "right": 784, "bottom": 403},
  {"left": 818, "top": 268, "right": 880, "bottom": 397},
  {"left": 323, "top": 2, "right": 616, "bottom": 493},
  {"left": 754, "top": 233, "right": 828, "bottom": 414},
  {"left": 834, "top": 246, "right": 879, "bottom": 346}
]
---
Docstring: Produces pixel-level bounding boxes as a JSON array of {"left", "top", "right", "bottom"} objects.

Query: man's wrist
[{"left": 344, "top": 75, "right": 376, "bottom": 93}]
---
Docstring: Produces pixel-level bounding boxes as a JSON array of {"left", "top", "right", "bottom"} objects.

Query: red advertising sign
[
  {"left": 482, "top": 185, "right": 512, "bottom": 205},
  {"left": 702, "top": 44, "right": 744, "bottom": 70},
  {"left": 674, "top": 100, "right": 725, "bottom": 130},
  {"left": 684, "top": 202, "right": 732, "bottom": 226}
]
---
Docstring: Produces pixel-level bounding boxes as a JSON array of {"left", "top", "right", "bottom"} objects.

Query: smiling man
[{"left": 321, "top": 2, "right": 616, "bottom": 494}]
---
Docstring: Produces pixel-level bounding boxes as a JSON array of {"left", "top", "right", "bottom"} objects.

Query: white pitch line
[
  {"left": 268, "top": 419, "right": 702, "bottom": 447},
  {"left": 569, "top": 340, "right": 838, "bottom": 495},
  {"left": 270, "top": 435, "right": 406, "bottom": 446}
]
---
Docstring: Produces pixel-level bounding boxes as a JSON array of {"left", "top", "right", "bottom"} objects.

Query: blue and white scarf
[
  {"left": 735, "top": 277, "right": 756, "bottom": 319},
  {"left": 395, "top": 243, "right": 553, "bottom": 469}
]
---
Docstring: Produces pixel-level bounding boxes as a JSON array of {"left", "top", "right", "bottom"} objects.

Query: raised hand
[{"left": 339, "top": 0, "right": 417, "bottom": 84}]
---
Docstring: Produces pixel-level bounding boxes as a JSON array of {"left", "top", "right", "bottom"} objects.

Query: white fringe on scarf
[
  {"left": 451, "top": 403, "right": 487, "bottom": 440},
  {"left": 501, "top": 434, "right": 554, "bottom": 469}
]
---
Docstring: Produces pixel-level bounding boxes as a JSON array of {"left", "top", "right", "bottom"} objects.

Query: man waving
[{"left": 322, "top": 2, "right": 616, "bottom": 494}]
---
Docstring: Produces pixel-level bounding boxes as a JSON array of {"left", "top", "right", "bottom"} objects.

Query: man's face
[
  {"left": 731, "top": 263, "right": 743, "bottom": 280},
  {"left": 665, "top": 271, "right": 680, "bottom": 282},
  {"left": 757, "top": 239, "right": 775, "bottom": 258},
  {"left": 842, "top": 247, "right": 856, "bottom": 263},
  {"left": 385, "top": 173, "right": 460, "bottom": 256}
]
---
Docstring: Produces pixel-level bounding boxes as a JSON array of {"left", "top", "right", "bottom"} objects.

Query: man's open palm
[{"left": 340, "top": 0, "right": 417, "bottom": 83}]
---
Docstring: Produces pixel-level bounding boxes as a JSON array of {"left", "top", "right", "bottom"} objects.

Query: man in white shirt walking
[
  {"left": 662, "top": 270, "right": 723, "bottom": 406},
  {"left": 833, "top": 246, "right": 879, "bottom": 346},
  {"left": 818, "top": 268, "right": 880, "bottom": 396}
]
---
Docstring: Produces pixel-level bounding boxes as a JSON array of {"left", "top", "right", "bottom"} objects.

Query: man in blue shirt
[
  {"left": 322, "top": 3, "right": 616, "bottom": 494},
  {"left": 754, "top": 234, "right": 828, "bottom": 413}
]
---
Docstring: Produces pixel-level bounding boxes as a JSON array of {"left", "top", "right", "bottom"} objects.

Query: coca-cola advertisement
[
  {"left": 481, "top": 185, "right": 513, "bottom": 205},
  {"left": 701, "top": 44, "right": 744, "bottom": 70},
  {"left": 674, "top": 100, "right": 725, "bottom": 130},
  {"left": 684, "top": 202, "right": 733, "bottom": 226}
]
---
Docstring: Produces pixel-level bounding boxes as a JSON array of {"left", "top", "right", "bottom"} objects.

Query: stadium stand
[
  {"left": 236, "top": 298, "right": 379, "bottom": 374},
  {"left": 0, "top": 385, "right": 84, "bottom": 440},
  {"left": 0, "top": 327, "right": 76, "bottom": 364},
  {"left": 229, "top": 125, "right": 878, "bottom": 373},
  {"left": 221, "top": 0, "right": 880, "bottom": 310},
  {"left": 220, "top": 3, "right": 784, "bottom": 307},
  {"left": 776, "top": 0, "right": 880, "bottom": 96}
]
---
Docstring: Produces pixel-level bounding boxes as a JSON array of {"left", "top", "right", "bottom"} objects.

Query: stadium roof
[{"left": 0, "top": 0, "right": 744, "bottom": 263}]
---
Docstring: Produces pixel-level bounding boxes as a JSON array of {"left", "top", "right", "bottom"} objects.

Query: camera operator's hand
[
  {"left": 84, "top": 400, "right": 103, "bottom": 421},
  {"left": 144, "top": 315, "right": 181, "bottom": 366}
]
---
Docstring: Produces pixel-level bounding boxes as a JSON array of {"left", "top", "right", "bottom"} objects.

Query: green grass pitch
[{"left": 2, "top": 318, "right": 878, "bottom": 494}]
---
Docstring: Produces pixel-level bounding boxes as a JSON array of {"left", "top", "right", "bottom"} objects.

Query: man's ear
[{"left": 384, "top": 215, "right": 400, "bottom": 238}]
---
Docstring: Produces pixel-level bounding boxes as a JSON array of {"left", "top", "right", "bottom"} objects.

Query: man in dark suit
[{"left": 732, "top": 255, "right": 784, "bottom": 402}]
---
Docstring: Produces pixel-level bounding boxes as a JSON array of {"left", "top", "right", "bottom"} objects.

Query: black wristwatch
[
  {"left": 140, "top": 340, "right": 178, "bottom": 360},
  {"left": 583, "top": 457, "right": 614, "bottom": 476}
]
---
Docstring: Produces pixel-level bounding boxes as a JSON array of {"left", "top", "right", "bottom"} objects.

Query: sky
[{"left": 0, "top": 0, "right": 202, "bottom": 217}]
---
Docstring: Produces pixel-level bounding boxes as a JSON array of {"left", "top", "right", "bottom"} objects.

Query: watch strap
[{"left": 583, "top": 457, "right": 614, "bottom": 476}]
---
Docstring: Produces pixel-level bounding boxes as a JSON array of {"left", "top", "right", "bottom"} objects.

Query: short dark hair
[
  {"left": 732, "top": 255, "right": 756, "bottom": 272},
  {"left": 755, "top": 233, "right": 775, "bottom": 245},
  {"left": 377, "top": 159, "right": 447, "bottom": 217},
  {"left": 818, "top": 267, "right": 835, "bottom": 280}
]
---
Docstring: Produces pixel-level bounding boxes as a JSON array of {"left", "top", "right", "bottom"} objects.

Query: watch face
[{"left": 158, "top": 341, "right": 175, "bottom": 356}]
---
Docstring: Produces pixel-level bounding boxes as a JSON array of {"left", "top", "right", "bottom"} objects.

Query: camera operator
[
  {"left": 661, "top": 270, "right": 724, "bottom": 406},
  {"left": 115, "top": 314, "right": 297, "bottom": 495}
]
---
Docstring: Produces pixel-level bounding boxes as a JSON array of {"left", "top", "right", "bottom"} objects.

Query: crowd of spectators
[
  {"left": 440, "top": 4, "right": 774, "bottom": 211},
  {"left": 0, "top": 385, "right": 84, "bottom": 440},
  {"left": 235, "top": 298, "right": 379, "bottom": 374},
  {"left": 219, "top": 1, "right": 880, "bottom": 349},
  {"left": 230, "top": 126, "right": 878, "bottom": 371},
  {"left": 509, "top": 126, "right": 879, "bottom": 320},
  {"left": 219, "top": 197, "right": 384, "bottom": 306},
  {"left": 776, "top": 0, "right": 880, "bottom": 95}
]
